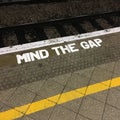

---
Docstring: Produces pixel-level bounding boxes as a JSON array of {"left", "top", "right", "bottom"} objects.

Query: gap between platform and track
[
  {"left": 0, "top": 77, "right": 120, "bottom": 120},
  {"left": 0, "top": 27, "right": 120, "bottom": 55}
]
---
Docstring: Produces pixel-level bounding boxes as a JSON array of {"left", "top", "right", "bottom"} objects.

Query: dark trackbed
[
  {"left": 0, "top": 0, "right": 67, "bottom": 6},
  {"left": 0, "top": 11, "right": 120, "bottom": 48}
]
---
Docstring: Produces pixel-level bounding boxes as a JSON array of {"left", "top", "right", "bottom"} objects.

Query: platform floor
[{"left": 0, "top": 28, "right": 120, "bottom": 120}]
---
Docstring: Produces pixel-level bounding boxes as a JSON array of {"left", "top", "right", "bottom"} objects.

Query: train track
[
  {"left": 0, "top": 11, "right": 120, "bottom": 48},
  {"left": 0, "top": 0, "right": 67, "bottom": 6}
]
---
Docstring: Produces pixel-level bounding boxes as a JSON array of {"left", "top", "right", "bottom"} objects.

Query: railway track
[{"left": 0, "top": 11, "right": 120, "bottom": 48}]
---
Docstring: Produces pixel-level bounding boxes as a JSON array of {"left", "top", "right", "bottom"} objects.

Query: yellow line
[{"left": 0, "top": 77, "right": 120, "bottom": 120}]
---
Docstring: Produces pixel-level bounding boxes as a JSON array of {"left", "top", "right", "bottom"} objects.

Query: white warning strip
[{"left": 0, "top": 27, "right": 120, "bottom": 55}]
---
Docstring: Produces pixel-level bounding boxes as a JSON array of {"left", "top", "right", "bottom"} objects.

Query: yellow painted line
[{"left": 0, "top": 77, "right": 120, "bottom": 120}]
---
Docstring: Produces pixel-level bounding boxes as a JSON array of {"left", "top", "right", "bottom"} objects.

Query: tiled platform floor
[{"left": 0, "top": 61, "right": 120, "bottom": 120}]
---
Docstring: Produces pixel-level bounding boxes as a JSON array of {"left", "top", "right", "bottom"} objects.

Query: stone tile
[
  {"left": 79, "top": 96, "right": 105, "bottom": 120},
  {"left": 103, "top": 105, "right": 120, "bottom": 120},
  {"left": 0, "top": 87, "right": 17, "bottom": 102},
  {"left": 107, "top": 87, "right": 120, "bottom": 109},
  {"left": 89, "top": 90, "right": 108, "bottom": 103},
  {"left": 28, "top": 95, "right": 55, "bottom": 120},
  {"left": 66, "top": 74, "right": 90, "bottom": 94},
  {"left": 114, "top": 60, "right": 120, "bottom": 75},
  {"left": 21, "top": 80, "right": 46, "bottom": 93},
  {"left": 17, "top": 116, "right": 34, "bottom": 120},
  {"left": 61, "top": 85, "right": 76, "bottom": 93},
  {"left": 61, "top": 97, "right": 82, "bottom": 113},
  {"left": 28, "top": 107, "right": 54, "bottom": 120},
  {"left": 62, "top": 98, "right": 82, "bottom": 113},
  {"left": 51, "top": 73, "right": 71, "bottom": 86},
  {"left": 115, "top": 86, "right": 120, "bottom": 92},
  {"left": 90, "top": 67, "right": 112, "bottom": 86},
  {"left": 0, "top": 102, "right": 4, "bottom": 111},
  {"left": 76, "top": 114, "right": 90, "bottom": 120},
  {"left": 112, "top": 73, "right": 120, "bottom": 78},
  {"left": 0, "top": 102, "right": 10, "bottom": 112},
  {"left": 49, "top": 105, "right": 76, "bottom": 120},
  {"left": 97, "top": 62, "right": 115, "bottom": 72},
  {"left": 74, "top": 67, "right": 95, "bottom": 78},
  {"left": 36, "top": 80, "right": 64, "bottom": 103},
  {"left": 4, "top": 87, "right": 36, "bottom": 113}
]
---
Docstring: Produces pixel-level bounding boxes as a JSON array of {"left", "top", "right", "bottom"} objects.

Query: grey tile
[
  {"left": 112, "top": 73, "right": 120, "bottom": 78},
  {"left": 0, "top": 87, "right": 17, "bottom": 102},
  {"left": 103, "top": 105, "right": 120, "bottom": 120},
  {"left": 114, "top": 60, "right": 120, "bottom": 75},
  {"left": 66, "top": 74, "right": 90, "bottom": 94},
  {"left": 0, "top": 102, "right": 10, "bottom": 112},
  {"left": 89, "top": 90, "right": 108, "bottom": 103},
  {"left": 21, "top": 79, "right": 46, "bottom": 93},
  {"left": 61, "top": 97, "right": 82, "bottom": 113},
  {"left": 97, "top": 62, "right": 115, "bottom": 72},
  {"left": 107, "top": 87, "right": 120, "bottom": 109},
  {"left": 90, "top": 67, "right": 112, "bottom": 86},
  {"left": 52, "top": 73, "right": 71, "bottom": 86},
  {"left": 79, "top": 97, "right": 105, "bottom": 120},
  {"left": 74, "top": 67, "right": 95, "bottom": 78},
  {"left": 49, "top": 105, "right": 76, "bottom": 120},
  {"left": 28, "top": 107, "right": 54, "bottom": 120},
  {"left": 17, "top": 116, "right": 34, "bottom": 120},
  {"left": 115, "top": 86, "right": 120, "bottom": 92},
  {"left": 76, "top": 114, "right": 90, "bottom": 120},
  {"left": 112, "top": 72, "right": 120, "bottom": 82},
  {"left": 4, "top": 87, "right": 36, "bottom": 113},
  {"left": 36, "top": 80, "right": 64, "bottom": 103},
  {"left": 0, "top": 102, "right": 4, "bottom": 111}
]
